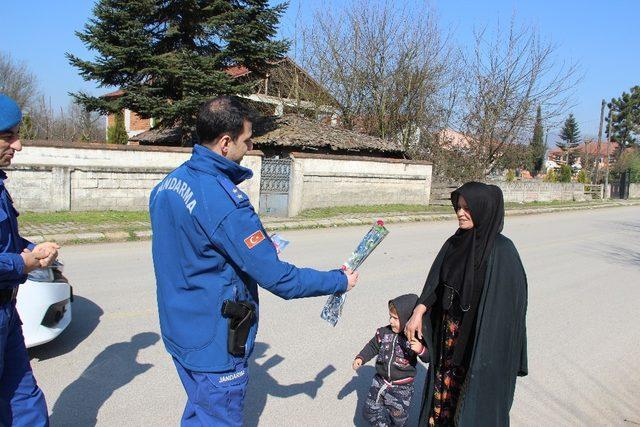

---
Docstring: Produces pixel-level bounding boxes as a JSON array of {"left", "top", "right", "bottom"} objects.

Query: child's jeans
[{"left": 363, "top": 374, "right": 414, "bottom": 426}]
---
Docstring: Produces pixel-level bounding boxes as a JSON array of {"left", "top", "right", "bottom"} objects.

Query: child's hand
[
  {"left": 352, "top": 358, "right": 363, "bottom": 370},
  {"left": 410, "top": 338, "right": 424, "bottom": 354}
]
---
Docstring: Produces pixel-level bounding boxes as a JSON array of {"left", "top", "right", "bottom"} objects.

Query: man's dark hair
[{"left": 196, "top": 96, "right": 255, "bottom": 144}]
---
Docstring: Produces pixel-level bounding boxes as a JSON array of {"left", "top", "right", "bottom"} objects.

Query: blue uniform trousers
[
  {"left": 173, "top": 358, "right": 248, "bottom": 427},
  {"left": 0, "top": 301, "right": 49, "bottom": 427}
]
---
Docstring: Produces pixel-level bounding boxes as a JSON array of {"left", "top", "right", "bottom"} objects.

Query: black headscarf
[{"left": 439, "top": 182, "right": 504, "bottom": 312}]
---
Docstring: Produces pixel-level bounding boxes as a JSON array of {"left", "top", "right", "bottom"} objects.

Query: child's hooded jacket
[{"left": 356, "top": 294, "right": 429, "bottom": 383}]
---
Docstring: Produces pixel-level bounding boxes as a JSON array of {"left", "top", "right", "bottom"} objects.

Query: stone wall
[
  {"left": 496, "top": 181, "right": 590, "bottom": 202},
  {"left": 432, "top": 180, "right": 598, "bottom": 204},
  {"left": 7, "top": 142, "right": 434, "bottom": 215},
  {"left": 288, "top": 152, "right": 432, "bottom": 216},
  {"left": 5, "top": 141, "right": 262, "bottom": 212}
]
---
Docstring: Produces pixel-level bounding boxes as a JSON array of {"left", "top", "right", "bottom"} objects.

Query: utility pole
[
  {"left": 595, "top": 99, "right": 605, "bottom": 184},
  {"left": 544, "top": 129, "right": 549, "bottom": 172},
  {"left": 604, "top": 108, "right": 612, "bottom": 198}
]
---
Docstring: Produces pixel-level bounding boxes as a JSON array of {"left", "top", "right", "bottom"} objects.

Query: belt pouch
[{"left": 222, "top": 300, "right": 254, "bottom": 357}]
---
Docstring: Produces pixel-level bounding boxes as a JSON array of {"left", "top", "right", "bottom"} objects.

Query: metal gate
[
  {"left": 259, "top": 157, "right": 291, "bottom": 216},
  {"left": 619, "top": 170, "right": 631, "bottom": 199}
]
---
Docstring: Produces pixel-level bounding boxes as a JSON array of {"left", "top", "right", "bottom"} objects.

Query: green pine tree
[
  {"left": 529, "top": 105, "right": 546, "bottom": 176},
  {"left": 606, "top": 85, "right": 639, "bottom": 150},
  {"left": 19, "top": 113, "right": 36, "bottom": 140},
  {"left": 556, "top": 113, "right": 581, "bottom": 165},
  {"left": 67, "top": 0, "right": 289, "bottom": 144},
  {"left": 107, "top": 111, "right": 129, "bottom": 144}
]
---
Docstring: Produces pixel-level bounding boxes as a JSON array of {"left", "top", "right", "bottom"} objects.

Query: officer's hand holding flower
[{"left": 345, "top": 269, "right": 359, "bottom": 292}]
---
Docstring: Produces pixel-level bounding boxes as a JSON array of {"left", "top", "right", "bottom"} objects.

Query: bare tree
[
  {"left": 1, "top": 52, "right": 104, "bottom": 142},
  {"left": 298, "top": 0, "right": 458, "bottom": 152},
  {"left": 457, "top": 19, "right": 580, "bottom": 175},
  {"left": 0, "top": 52, "right": 39, "bottom": 109},
  {"left": 28, "top": 96, "right": 104, "bottom": 142}
]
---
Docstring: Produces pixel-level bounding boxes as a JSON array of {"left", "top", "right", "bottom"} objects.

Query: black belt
[{"left": 0, "top": 287, "right": 18, "bottom": 305}]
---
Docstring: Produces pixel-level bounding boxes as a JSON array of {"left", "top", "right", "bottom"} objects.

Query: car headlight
[
  {"left": 52, "top": 260, "right": 64, "bottom": 273},
  {"left": 28, "top": 268, "right": 55, "bottom": 282}
]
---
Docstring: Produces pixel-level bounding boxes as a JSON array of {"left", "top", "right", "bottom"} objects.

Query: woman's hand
[{"left": 404, "top": 304, "right": 427, "bottom": 341}]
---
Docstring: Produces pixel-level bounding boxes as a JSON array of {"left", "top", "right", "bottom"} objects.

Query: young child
[{"left": 353, "top": 293, "right": 429, "bottom": 426}]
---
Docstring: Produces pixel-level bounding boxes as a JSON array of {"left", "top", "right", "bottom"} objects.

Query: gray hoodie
[{"left": 356, "top": 294, "right": 429, "bottom": 383}]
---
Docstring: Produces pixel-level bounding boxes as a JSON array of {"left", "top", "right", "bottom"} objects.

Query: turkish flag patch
[{"left": 244, "top": 230, "right": 266, "bottom": 249}]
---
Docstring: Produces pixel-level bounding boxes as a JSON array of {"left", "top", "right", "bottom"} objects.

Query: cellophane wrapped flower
[{"left": 321, "top": 220, "right": 389, "bottom": 326}]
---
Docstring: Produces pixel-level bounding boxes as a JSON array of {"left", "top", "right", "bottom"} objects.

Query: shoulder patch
[{"left": 216, "top": 176, "right": 250, "bottom": 208}]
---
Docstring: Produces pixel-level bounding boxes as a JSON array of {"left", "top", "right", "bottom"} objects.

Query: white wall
[
  {"left": 495, "top": 181, "right": 590, "bottom": 203},
  {"left": 12, "top": 141, "right": 192, "bottom": 168},
  {"left": 5, "top": 141, "right": 262, "bottom": 212},
  {"left": 288, "top": 153, "right": 432, "bottom": 216}
]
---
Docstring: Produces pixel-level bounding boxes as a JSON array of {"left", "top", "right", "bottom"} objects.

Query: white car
[{"left": 16, "top": 261, "right": 72, "bottom": 348}]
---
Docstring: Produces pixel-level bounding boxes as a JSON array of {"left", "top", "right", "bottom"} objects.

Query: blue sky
[{"left": 1, "top": 0, "right": 638, "bottom": 140}]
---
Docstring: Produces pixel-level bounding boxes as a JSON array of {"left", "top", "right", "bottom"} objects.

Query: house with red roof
[{"left": 103, "top": 57, "right": 340, "bottom": 141}]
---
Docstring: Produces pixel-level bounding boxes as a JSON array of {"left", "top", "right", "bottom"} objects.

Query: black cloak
[{"left": 417, "top": 212, "right": 528, "bottom": 425}]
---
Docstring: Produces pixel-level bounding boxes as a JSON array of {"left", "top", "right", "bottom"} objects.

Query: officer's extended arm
[{"left": 212, "top": 206, "right": 347, "bottom": 300}]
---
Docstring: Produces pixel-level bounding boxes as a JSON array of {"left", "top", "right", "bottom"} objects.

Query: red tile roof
[
  {"left": 102, "top": 89, "right": 126, "bottom": 98},
  {"left": 101, "top": 64, "right": 255, "bottom": 98},
  {"left": 548, "top": 141, "right": 619, "bottom": 157},
  {"left": 224, "top": 65, "right": 251, "bottom": 78}
]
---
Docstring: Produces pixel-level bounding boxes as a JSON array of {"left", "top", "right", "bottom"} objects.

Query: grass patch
[
  {"left": 19, "top": 210, "right": 150, "bottom": 226},
  {"left": 298, "top": 200, "right": 611, "bottom": 219},
  {"left": 67, "top": 237, "right": 108, "bottom": 245},
  {"left": 297, "top": 204, "right": 451, "bottom": 219},
  {"left": 17, "top": 199, "right": 615, "bottom": 228}
]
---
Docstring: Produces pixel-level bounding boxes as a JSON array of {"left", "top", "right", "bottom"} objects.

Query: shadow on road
[
  {"left": 29, "top": 295, "right": 103, "bottom": 361},
  {"left": 49, "top": 332, "right": 160, "bottom": 426},
  {"left": 585, "top": 242, "right": 640, "bottom": 268},
  {"left": 338, "top": 365, "right": 376, "bottom": 426},
  {"left": 515, "top": 356, "right": 640, "bottom": 424},
  {"left": 337, "top": 362, "right": 428, "bottom": 426},
  {"left": 244, "top": 342, "right": 336, "bottom": 427}
]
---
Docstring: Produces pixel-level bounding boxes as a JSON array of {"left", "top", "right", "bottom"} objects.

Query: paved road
[{"left": 28, "top": 206, "right": 640, "bottom": 426}]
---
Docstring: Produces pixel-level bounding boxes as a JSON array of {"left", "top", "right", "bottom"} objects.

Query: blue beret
[{"left": 0, "top": 94, "right": 22, "bottom": 132}]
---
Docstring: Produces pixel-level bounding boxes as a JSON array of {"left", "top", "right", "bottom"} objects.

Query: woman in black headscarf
[{"left": 404, "top": 182, "right": 528, "bottom": 426}]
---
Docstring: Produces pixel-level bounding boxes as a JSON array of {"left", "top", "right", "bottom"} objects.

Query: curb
[{"left": 23, "top": 201, "right": 640, "bottom": 245}]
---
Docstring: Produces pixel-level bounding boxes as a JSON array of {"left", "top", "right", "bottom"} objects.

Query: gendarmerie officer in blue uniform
[
  {"left": 150, "top": 96, "right": 359, "bottom": 426},
  {"left": 0, "top": 94, "right": 60, "bottom": 427}
]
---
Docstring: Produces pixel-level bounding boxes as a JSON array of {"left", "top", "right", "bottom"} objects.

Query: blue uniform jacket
[
  {"left": 150, "top": 145, "right": 347, "bottom": 372},
  {"left": 0, "top": 170, "right": 34, "bottom": 290}
]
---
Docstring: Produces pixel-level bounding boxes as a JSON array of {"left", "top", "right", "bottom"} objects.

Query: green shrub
[
  {"left": 107, "top": 111, "right": 128, "bottom": 144},
  {"left": 559, "top": 164, "right": 573, "bottom": 183},
  {"left": 506, "top": 169, "right": 516, "bottom": 182},
  {"left": 544, "top": 169, "right": 558, "bottom": 182},
  {"left": 613, "top": 150, "right": 640, "bottom": 183},
  {"left": 576, "top": 169, "right": 588, "bottom": 183}
]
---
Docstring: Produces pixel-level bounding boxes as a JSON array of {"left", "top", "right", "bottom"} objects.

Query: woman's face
[{"left": 456, "top": 195, "right": 474, "bottom": 229}]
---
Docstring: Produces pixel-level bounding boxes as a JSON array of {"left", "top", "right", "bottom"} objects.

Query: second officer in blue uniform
[
  {"left": 150, "top": 96, "right": 359, "bottom": 426},
  {"left": 0, "top": 94, "right": 60, "bottom": 427}
]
